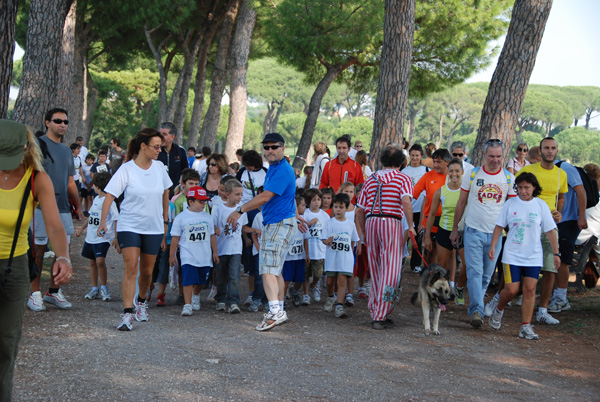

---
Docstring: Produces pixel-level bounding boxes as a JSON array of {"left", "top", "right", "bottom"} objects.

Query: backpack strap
[
  {"left": 469, "top": 166, "right": 480, "bottom": 189},
  {"left": 6, "top": 170, "right": 35, "bottom": 273}
]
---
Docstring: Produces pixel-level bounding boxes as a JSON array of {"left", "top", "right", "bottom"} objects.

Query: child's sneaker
[
  {"left": 134, "top": 300, "right": 149, "bottom": 322},
  {"left": 27, "top": 291, "right": 46, "bottom": 311},
  {"left": 324, "top": 296, "right": 335, "bottom": 312},
  {"left": 248, "top": 299, "right": 262, "bottom": 312},
  {"left": 312, "top": 287, "right": 321, "bottom": 302},
  {"left": 43, "top": 289, "right": 72, "bottom": 309},
  {"left": 181, "top": 304, "right": 193, "bottom": 316},
  {"left": 548, "top": 297, "right": 571, "bottom": 313},
  {"left": 292, "top": 292, "right": 300, "bottom": 307},
  {"left": 207, "top": 286, "right": 217, "bottom": 303},
  {"left": 216, "top": 302, "right": 226, "bottom": 312},
  {"left": 117, "top": 313, "right": 134, "bottom": 331},
  {"left": 100, "top": 288, "right": 111, "bottom": 301},
  {"left": 191, "top": 294, "right": 201, "bottom": 311},
  {"left": 455, "top": 287, "right": 465, "bottom": 306},
  {"left": 301, "top": 294, "right": 311, "bottom": 306},
  {"left": 344, "top": 293, "right": 355, "bottom": 307},
  {"left": 156, "top": 293, "right": 166, "bottom": 307},
  {"left": 358, "top": 287, "right": 368, "bottom": 299},
  {"left": 244, "top": 294, "right": 253, "bottom": 306},
  {"left": 519, "top": 324, "right": 539, "bottom": 340},
  {"left": 255, "top": 310, "right": 288, "bottom": 331},
  {"left": 228, "top": 304, "right": 241, "bottom": 314},
  {"left": 335, "top": 304, "right": 348, "bottom": 318},
  {"left": 85, "top": 289, "right": 99, "bottom": 300},
  {"left": 489, "top": 307, "right": 504, "bottom": 330}
]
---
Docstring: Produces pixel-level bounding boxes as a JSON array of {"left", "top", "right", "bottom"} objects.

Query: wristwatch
[
  {"left": 553, "top": 252, "right": 561, "bottom": 257},
  {"left": 236, "top": 206, "right": 243, "bottom": 214}
]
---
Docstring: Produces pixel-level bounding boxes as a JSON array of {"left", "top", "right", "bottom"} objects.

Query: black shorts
[
  {"left": 558, "top": 220, "right": 581, "bottom": 265},
  {"left": 81, "top": 241, "right": 111, "bottom": 260},
  {"left": 80, "top": 186, "right": 90, "bottom": 198},
  {"left": 436, "top": 228, "right": 463, "bottom": 251},
  {"left": 117, "top": 232, "right": 163, "bottom": 255}
]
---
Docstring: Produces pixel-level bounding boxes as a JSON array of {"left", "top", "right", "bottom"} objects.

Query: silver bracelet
[{"left": 56, "top": 256, "right": 72, "bottom": 267}]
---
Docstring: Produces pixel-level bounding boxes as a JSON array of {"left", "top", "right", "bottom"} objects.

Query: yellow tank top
[
  {"left": 0, "top": 167, "right": 37, "bottom": 259},
  {"left": 440, "top": 184, "right": 460, "bottom": 231}
]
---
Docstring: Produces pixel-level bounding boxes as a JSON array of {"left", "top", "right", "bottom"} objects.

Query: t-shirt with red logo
[{"left": 461, "top": 166, "right": 516, "bottom": 233}]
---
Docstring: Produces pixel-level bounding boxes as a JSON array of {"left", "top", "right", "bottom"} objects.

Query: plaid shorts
[{"left": 259, "top": 217, "right": 296, "bottom": 276}]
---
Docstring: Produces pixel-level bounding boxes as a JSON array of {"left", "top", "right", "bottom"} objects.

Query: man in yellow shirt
[{"left": 516, "top": 137, "right": 568, "bottom": 325}]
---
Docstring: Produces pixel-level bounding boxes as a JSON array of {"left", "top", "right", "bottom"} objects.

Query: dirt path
[{"left": 13, "top": 227, "right": 600, "bottom": 401}]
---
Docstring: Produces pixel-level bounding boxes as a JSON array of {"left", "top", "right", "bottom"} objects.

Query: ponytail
[{"left": 126, "top": 128, "right": 163, "bottom": 161}]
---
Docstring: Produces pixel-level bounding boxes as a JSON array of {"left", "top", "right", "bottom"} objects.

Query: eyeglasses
[
  {"left": 452, "top": 153, "right": 464, "bottom": 158},
  {"left": 209, "top": 162, "right": 217, "bottom": 167},
  {"left": 263, "top": 145, "right": 282, "bottom": 151},
  {"left": 517, "top": 147, "right": 528, "bottom": 152},
  {"left": 52, "top": 119, "right": 69, "bottom": 125}
]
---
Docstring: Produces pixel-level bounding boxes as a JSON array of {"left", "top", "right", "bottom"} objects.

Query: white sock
[
  {"left": 268, "top": 301, "right": 280, "bottom": 314},
  {"left": 450, "top": 281, "right": 455, "bottom": 289},
  {"left": 539, "top": 307, "right": 548, "bottom": 315}
]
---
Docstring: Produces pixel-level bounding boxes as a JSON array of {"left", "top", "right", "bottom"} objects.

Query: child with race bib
[
  {"left": 302, "top": 188, "right": 330, "bottom": 304},
  {"left": 282, "top": 195, "right": 309, "bottom": 308}
]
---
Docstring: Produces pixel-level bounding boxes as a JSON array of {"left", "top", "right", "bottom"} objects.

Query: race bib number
[
  {"left": 289, "top": 240, "right": 304, "bottom": 255},
  {"left": 88, "top": 214, "right": 100, "bottom": 227},
  {"left": 97, "top": 164, "right": 108, "bottom": 173},
  {"left": 186, "top": 223, "right": 209, "bottom": 242},
  {"left": 309, "top": 222, "right": 323, "bottom": 239},
  {"left": 331, "top": 233, "right": 351, "bottom": 252}
]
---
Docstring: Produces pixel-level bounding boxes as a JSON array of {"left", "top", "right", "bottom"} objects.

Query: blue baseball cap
[{"left": 262, "top": 133, "right": 285, "bottom": 144}]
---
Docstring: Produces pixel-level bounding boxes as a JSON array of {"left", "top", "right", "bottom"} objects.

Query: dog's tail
[{"left": 410, "top": 292, "right": 418, "bottom": 305}]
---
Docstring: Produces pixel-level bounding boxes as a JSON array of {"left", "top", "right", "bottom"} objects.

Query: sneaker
[
  {"left": 207, "top": 286, "right": 217, "bottom": 303},
  {"left": 547, "top": 297, "right": 571, "bottom": 313},
  {"left": 292, "top": 292, "right": 300, "bottom": 307},
  {"left": 117, "top": 313, "right": 134, "bottom": 331},
  {"left": 455, "top": 287, "right": 465, "bottom": 306},
  {"left": 413, "top": 266, "right": 423, "bottom": 273},
  {"left": 100, "top": 288, "right": 111, "bottom": 301},
  {"left": 358, "top": 287, "right": 368, "bottom": 299},
  {"left": 536, "top": 310, "right": 560, "bottom": 325},
  {"left": 134, "top": 300, "right": 149, "bottom": 322},
  {"left": 484, "top": 295, "right": 499, "bottom": 317},
  {"left": 489, "top": 307, "right": 504, "bottom": 330},
  {"left": 228, "top": 304, "right": 241, "bottom": 314},
  {"left": 344, "top": 293, "right": 355, "bottom": 307},
  {"left": 470, "top": 312, "right": 483, "bottom": 328},
  {"left": 216, "top": 302, "right": 226, "bottom": 312},
  {"left": 145, "top": 283, "right": 154, "bottom": 302},
  {"left": 248, "top": 299, "right": 262, "bottom": 312},
  {"left": 312, "top": 287, "right": 321, "bottom": 302},
  {"left": 181, "top": 304, "right": 193, "bottom": 316},
  {"left": 244, "top": 294, "right": 253, "bottom": 306},
  {"left": 514, "top": 295, "right": 523, "bottom": 306},
  {"left": 191, "top": 294, "right": 201, "bottom": 311},
  {"left": 371, "top": 320, "right": 386, "bottom": 330},
  {"left": 27, "top": 291, "right": 46, "bottom": 311},
  {"left": 43, "top": 289, "right": 73, "bottom": 309},
  {"left": 335, "top": 304, "right": 348, "bottom": 318},
  {"left": 324, "top": 296, "right": 335, "bottom": 312},
  {"left": 175, "top": 294, "right": 185, "bottom": 306},
  {"left": 519, "top": 324, "right": 539, "bottom": 340},
  {"left": 156, "top": 293, "right": 166, "bottom": 307},
  {"left": 255, "top": 310, "right": 288, "bottom": 331},
  {"left": 85, "top": 289, "right": 99, "bottom": 300},
  {"left": 301, "top": 294, "right": 311, "bottom": 306}
]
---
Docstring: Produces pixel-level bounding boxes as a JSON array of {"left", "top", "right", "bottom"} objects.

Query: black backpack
[{"left": 556, "top": 160, "right": 599, "bottom": 209}]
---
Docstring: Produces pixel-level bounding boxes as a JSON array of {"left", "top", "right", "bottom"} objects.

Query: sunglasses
[
  {"left": 452, "top": 153, "right": 464, "bottom": 158},
  {"left": 209, "top": 162, "right": 218, "bottom": 166},
  {"left": 355, "top": 145, "right": 362, "bottom": 148},
  {"left": 517, "top": 147, "right": 528, "bottom": 152},
  {"left": 263, "top": 145, "right": 282, "bottom": 151},
  {"left": 146, "top": 144, "right": 161, "bottom": 150},
  {"left": 52, "top": 118, "right": 69, "bottom": 125}
]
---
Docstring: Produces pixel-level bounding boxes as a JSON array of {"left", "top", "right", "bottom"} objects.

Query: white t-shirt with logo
[
  {"left": 321, "top": 217, "right": 359, "bottom": 274},
  {"left": 401, "top": 165, "right": 428, "bottom": 212},
  {"left": 85, "top": 196, "right": 118, "bottom": 244},
  {"left": 212, "top": 203, "right": 247, "bottom": 256},
  {"left": 171, "top": 209, "right": 215, "bottom": 267},
  {"left": 461, "top": 167, "right": 516, "bottom": 233},
  {"left": 304, "top": 209, "right": 330, "bottom": 260},
  {"left": 238, "top": 168, "right": 267, "bottom": 205},
  {"left": 496, "top": 197, "right": 556, "bottom": 267}
]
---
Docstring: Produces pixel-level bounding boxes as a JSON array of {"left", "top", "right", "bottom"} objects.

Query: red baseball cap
[{"left": 187, "top": 186, "right": 210, "bottom": 201}]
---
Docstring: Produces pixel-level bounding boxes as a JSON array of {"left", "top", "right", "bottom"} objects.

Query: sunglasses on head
[
  {"left": 452, "top": 153, "right": 464, "bottom": 158},
  {"left": 52, "top": 118, "right": 69, "bottom": 125},
  {"left": 263, "top": 145, "right": 282, "bottom": 151},
  {"left": 486, "top": 139, "right": 503, "bottom": 145},
  {"left": 517, "top": 147, "right": 528, "bottom": 152}
]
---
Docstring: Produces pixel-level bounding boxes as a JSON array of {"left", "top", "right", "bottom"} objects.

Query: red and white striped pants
[{"left": 366, "top": 217, "right": 403, "bottom": 322}]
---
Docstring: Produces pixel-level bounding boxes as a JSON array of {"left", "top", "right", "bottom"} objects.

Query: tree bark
[
  {"left": 407, "top": 108, "right": 417, "bottom": 147},
  {"left": 82, "top": 63, "right": 97, "bottom": 145},
  {"left": 270, "top": 100, "right": 284, "bottom": 132},
  {"left": 370, "top": 0, "right": 416, "bottom": 170},
  {"left": 262, "top": 103, "right": 275, "bottom": 135},
  {"left": 13, "top": 0, "right": 70, "bottom": 131},
  {"left": 224, "top": 0, "right": 257, "bottom": 163},
  {"left": 0, "top": 0, "right": 19, "bottom": 119},
  {"left": 56, "top": 1, "right": 76, "bottom": 113},
  {"left": 199, "top": 0, "right": 241, "bottom": 150},
  {"left": 471, "top": 0, "right": 552, "bottom": 166},
  {"left": 145, "top": 25, "right": 173, "bottom": 124}
]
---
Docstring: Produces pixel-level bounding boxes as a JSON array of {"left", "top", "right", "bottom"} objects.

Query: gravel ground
[{"left": 12, "top": 226, "right": 600, "bottom": 401}]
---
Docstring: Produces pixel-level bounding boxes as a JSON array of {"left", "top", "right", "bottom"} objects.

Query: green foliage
[
  {"left": 555, "top": 127, "right": 600, "bottom": 166},
  {"left": 11, "top": 58, "right": 22, "bottom": 87},
  {"left": 334, "top": 117, "right": 374, "bottom": 152}
]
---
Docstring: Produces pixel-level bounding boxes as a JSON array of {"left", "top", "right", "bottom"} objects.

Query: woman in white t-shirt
[
  {"left": 98, "top": 128, "right": 172, "bottom": 331},
  {"left": 487, "top": 172, "right": 560, "bottom": 340},
  {"left": 506, "top": 142, "right": 530, "bottom": 175}
]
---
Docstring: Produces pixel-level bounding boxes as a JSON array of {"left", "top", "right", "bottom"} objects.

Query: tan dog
[{"left": 411, "top": 264, "right": 451, "bottom": 336}]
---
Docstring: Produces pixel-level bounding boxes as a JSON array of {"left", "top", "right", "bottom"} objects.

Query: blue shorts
[
  {"left": 81, "top": 241, "right": 110, "bottom": 260},
  {"left": 181, "top": 264, "right": 211, "bottom": 287},
  {"left": 504, "top": 264, "right": 541, "bottom": 284},
  {"left": 117, "top": 231, "right": 163, "bottom": 255},
  {"left": 282, "top": 259, "right": 305, "bottom": 283}
]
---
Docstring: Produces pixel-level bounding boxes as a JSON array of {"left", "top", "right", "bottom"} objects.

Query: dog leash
[{"left": 409, "top": 230, "right": 429, "bottom": 269}]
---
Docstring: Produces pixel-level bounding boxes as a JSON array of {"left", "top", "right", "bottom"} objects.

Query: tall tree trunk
[
  {"left": 370, "top": 0, "right": 416, "bottom": 169},
  {"left": 56, "top": 1, "right": 76, "bottom": 113},
  {"left": 82, "top": 64, "right": 97, "bottom": 145},
  {"left": 407, "top": 108, "right": 417, "bottom": 147},
  {"left": 13, "top": 0, "right": 70, "bottom": 131},
  {"left": 199, "top": 0, "right": 241, "bottom": 151},
  {"left": 262, "top": 103, "right": 275, "bottom": 135},
  {"left": 269, "top": 100, "right": 284, "bottom": 132},
  {"left": 224, "top": 0, "right": 257, "bottom": 163},
  {"left": 0, "top": 0, "right": 19, "bottom": 119},
  {"left": 145, "top": 25, "right": 172, "bottom": 124},
  {"left": 471, "top": 0, "right": 552, "bottom": 166}
]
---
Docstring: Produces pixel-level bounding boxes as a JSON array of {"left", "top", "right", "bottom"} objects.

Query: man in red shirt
[{"left": 319, "top": 136, "right": 364, "bottom": 192}]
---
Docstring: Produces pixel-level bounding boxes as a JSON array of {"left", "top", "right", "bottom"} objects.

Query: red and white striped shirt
[{"left": 357, "top": 169, "right": 413, "bottom": 219}]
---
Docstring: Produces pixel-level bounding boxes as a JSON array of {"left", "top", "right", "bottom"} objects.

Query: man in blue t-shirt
[{"left": 228, "top": 133, "right": 299, "bottom": 331}]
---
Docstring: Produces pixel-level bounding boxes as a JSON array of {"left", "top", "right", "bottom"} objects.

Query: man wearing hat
[{"left": 227, "top": 133, "right": 298, "bottom": 331}]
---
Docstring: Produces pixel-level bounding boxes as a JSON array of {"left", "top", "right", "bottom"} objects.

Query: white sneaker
[
  {"left": 191, "top": 294, "right": 201, "bottom": 311},
  {"left": 324, "top": 296, "right": 335, "bottom": 312},
  {"left": 489, "top": 307, "right": 504, "bottom": 330},
  {"left": 117, "top": 313, "right": 133, "bottom": 331},
  {"left": 514, "top": 295, "right": 522, "bottom": 306},
  {"left": 519, "top": 324, "right": 539, "bottom": 340},
  {"left": 335, "top": 304, "right": 348, "bottom": 318},
  {"left": 207, "top": 286, "right": 217, "bottom": 303},
  {"left": 43, "top": 289, "right": 73, "bottom": 309},
  {"left": 134, "top": 300, "right": 149, "bottom": 322},
  {"left": 100, "top": 288, "right": 111, "bottom": 301},
  {"left": 244, "top": 294, "right": 253, "bottom": 306},
  {"left": 536, "top": 310, "right": 560, "bottom": 325},
  {"left": 84, "top": 289, "right": 99, "bottom": 300},
  {"left": 483, "top": 294, "right": 499, "bottom": 317},
  {"left": 301, "top": 294, "right": 311, "bottom": 306},
  {"left": 344, "top": 293, "right": 355, "bottom": 307},
  {"left": 255, "top": 310, "right": 288, "bottom": 331},
  {"left": 27, "top": 291, "right": 46, "bottom": 312},
  {"left": 312, "top": 287, "right": 321, "bottom": 302},
  {"left": 181, "top": 304, "right": 193, "bottom": 316},
  {"left": 547, "top": 297, "right": 571, "bottom": 313}
]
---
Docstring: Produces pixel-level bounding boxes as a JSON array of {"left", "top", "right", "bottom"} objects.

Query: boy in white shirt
[
  {"left": 170, "top": 186, "right": 218, "bottom": 316},
  {"left": 321, "top": 193, "right": 360, "bottom": 318},
  {"left": 75, "top": 172, "right": 118, "bottom": 301},
  {"left": 282, "top": 196, "right": 309, "bottom": 307},
  {"left": 248, "top": 208, "right": 266, "bottom": 312},
  {"left": 302, "top": 189, "right": 330, "bottom": 304}
]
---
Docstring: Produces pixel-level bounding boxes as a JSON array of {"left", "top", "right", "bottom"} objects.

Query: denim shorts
[
  {"left": 117, "top": 231, "right": 163, "bottom": 255},
  {"left": 259, "top": 217, "right": 296, "bottom": 276}
]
